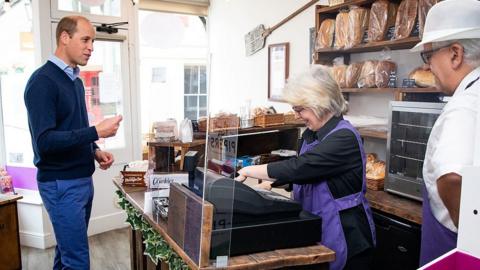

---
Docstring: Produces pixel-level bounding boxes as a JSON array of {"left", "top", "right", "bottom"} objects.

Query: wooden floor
[{"left": 21, "top": 228, "right": 131, "bottom": 270}]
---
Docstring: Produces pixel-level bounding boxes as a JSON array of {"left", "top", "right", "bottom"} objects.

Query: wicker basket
[
  {"left": 198, "top": 118, "right": 207, "bottom": 132},
  {"left": 367, "top": 178, "right": 384, "bottom": 191},
  {"left": 121, "top": 171, "right": 147, "bottom": 187},
  {"left": 284, "top": 114, "right": 303, "bottom": 124},
  {"left": 198, "top": 116, "right": 240, "bottom": 132},
  {"left": 254, "top": 114, "right": 285, "bottom": 127}
]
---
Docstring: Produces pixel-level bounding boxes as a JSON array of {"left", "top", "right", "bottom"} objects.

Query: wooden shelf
[
  {"left": 358, "top": 127, "right": 388, "bottom": 140},
  {"left": 315, "top": 37, "right": 421, "bottom": 55},
  {"left": 316, "top": 0, "right": 375, "bottom": 14},
  {"left": 342, "top": 87, "right": 439, "bottom": 94},
  {"left": 147, "top": 139, "right": 205, "bottom": 148}
]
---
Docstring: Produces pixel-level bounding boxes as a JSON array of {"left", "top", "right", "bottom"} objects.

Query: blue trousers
[{"left": 38, "top": 177, "right": 94, "bottom": 270}]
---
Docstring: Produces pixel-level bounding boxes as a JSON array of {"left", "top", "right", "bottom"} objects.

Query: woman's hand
[
  {"left": 235, "top": 164, "right": 272, "bottom": 183},
  {"left": 235, "top": 168, "right": 248, "bottom": 182},
  {"left": 254, "top": 181, "right": 272, "bottom": 191}
]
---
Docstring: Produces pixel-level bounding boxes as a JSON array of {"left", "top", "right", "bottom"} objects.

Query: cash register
[{"left": 185, "top": 154, "right": 322, "bottom": 258}]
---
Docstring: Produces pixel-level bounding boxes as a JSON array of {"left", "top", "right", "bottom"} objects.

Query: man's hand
[
  {"left": 95, "top": 149, "right": 114, "bottom": 170},
  {"left": 437, "top": 173, "right": 462, "bottom": 228},
  {"left": 95, "top": 115, "right": 123, "bottom": 138}
]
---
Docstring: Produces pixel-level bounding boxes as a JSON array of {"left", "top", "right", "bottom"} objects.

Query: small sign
[
  {"left": 402, "top": 79, "right": 416, "bottom": 88},
  {"left": 245, "top": 25, "right": 266, "bottom": 56},
  {"left": 388, "top": 71, "right": 397, "bottom": 88},
  {"left": 149, "top": 173, "right": 188, "bottom": 189},
  {"left": 362, "top": 29, "right": 369, "bottom": 44},
  {"left": 411, "top": 20, "right": 420, "bottom": 37},
  {"left": 387, "top": 26, "right": 396, "bottom": 40},
  {"left": 216, "top": 256, "right": 228, "bottom": 267}
]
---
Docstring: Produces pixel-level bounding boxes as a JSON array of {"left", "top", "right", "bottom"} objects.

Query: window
[
  {"left": 80, "top": 39, "right": 126, "bottom": 150},
  {"left": 184, "top": 65, "right": 206, "bottom": 120},
  {"left": 151, "top": 67, "right": 166, "bottom": 83},
  {"left": 55, "top": 0, "right": 121, "bottom": 17},
  {"left": 138, "top": 10, "right": 207, "bottom": 134},
  {"left": 0, "top": 0, "right": 35, "bottom": 168}
]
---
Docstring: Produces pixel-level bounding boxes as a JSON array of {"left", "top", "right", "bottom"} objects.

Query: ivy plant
[{"left": 116, "top": 190, "right": 189, "bottom": 270}]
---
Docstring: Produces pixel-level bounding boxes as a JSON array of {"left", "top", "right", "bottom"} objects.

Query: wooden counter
[
  {"left": 0, "top": 194, "right": 23, "bottom": 270},
  {"left": 366, "top": 189, "right": 422, "bottom": 225},
  {"left": 114, "top": 178, "right": 335, "bottom": 270}
]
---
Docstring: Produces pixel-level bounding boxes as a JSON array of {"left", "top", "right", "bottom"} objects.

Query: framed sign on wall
[{"left": 268, "top": 42, "right": 289, "bottom": 101}]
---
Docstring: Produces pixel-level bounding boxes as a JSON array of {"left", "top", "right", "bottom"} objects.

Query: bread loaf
[
  {"left": 368, "top": 0, "right": 398, "bottom": 42},
  {"left": 346, "top": 62, "right": 364, "bottom": 88},
  {"left": 316, "top": 19, "right": 335, "bottom": 49},
  {"left": 346, "top": 6, "right": 370, "bottom": 48},
  {"left": 368, "top": 0, "right": 389, "bottom": 42},
  {"left": 394, "top": 0, "right": 418, "bottom": 39},
  {"left": 375, "top": 60, "right": 397, "bottom": 88},
  {"left": 419, "top": 0, "right": 437, "bottom": 38},
  {"left": 358, "top": 60, "right": 378, "bottom": 88},
  {"left": 366, "top": 153, "right": 385, "bottom": 180},
  {"left": 367, "top": 153, "right": 378, "bottom": 163},
  {"left": 409, "top": 68, "right": 436, "bottom": 87},
  {"left": 332, "top": 65, "right": 347, "bottom": 88},
  {"left": 387, "top": 2, "right": 398, "bottom": 29},
  {"left": 335, "top": 11, "right": 349, "bottom": 48},
  {"left": 367, "top": 160, "right": 386, "bottom": 180}
]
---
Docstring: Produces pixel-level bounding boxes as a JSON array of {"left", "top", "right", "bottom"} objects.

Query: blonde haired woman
[{"left": 236, "top": 65, "right": 376, "bottom": 270}]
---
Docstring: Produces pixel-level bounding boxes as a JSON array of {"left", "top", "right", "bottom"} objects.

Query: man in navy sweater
[{"left": 24, "top": 16, "right": 122, "bottom": 270}]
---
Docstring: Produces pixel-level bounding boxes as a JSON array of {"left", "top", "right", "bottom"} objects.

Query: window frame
[
  {"left": 184, "top": 64, "right": 207, "bottom": 120},
  {"left": 50, "top": 0, "right": 130, "bottom": 24}
]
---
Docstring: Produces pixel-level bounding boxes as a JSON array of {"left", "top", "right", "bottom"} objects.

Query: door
[{"left": 48, "top": 0, "right": 137, "bottom": 234}]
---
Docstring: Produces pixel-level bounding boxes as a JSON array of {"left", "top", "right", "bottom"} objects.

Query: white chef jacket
[{"left": 423, "top": 67, "right": 480, "bottom": 233}]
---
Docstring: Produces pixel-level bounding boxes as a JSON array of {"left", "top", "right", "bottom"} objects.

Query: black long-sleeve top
[{"left": 267, "top": 115, "right": 374, "bottom": 259}]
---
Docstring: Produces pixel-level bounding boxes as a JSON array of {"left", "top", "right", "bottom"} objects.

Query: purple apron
[
  {"left": 419, "top": 186, "right": 457, "bottom": 266},
  {"left": 293, "top": 120, "right": 376, "bottom": 270}
]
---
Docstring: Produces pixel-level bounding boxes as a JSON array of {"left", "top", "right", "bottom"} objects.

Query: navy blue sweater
[{"left": 24, "top": 61, "right": 99, "bottom": 182}]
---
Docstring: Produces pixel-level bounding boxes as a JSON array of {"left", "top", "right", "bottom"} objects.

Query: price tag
[
  {"left": 402, "top": 79, "right": 416, "bottom": 88},
  {"left": 388, "top": 71, "right": 397, "bottom": 88},
  {"left": 362, "top": 30, "right": 369, "bottom": 44},
  {"left": 387, "top": 26, "right": 396, "bottom": 40},
  {"left": 411, "top": 20, "right": 420, "bottom": 37}
]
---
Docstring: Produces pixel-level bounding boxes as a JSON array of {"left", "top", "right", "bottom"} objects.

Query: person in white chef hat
[{"left": 410, "top": 0, "right": 480, "bottom": 266}]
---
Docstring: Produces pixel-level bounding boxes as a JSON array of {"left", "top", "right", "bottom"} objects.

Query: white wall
[
  {"left": 207, "top": 0, "right": 428, "bottom": 161},
  {"left": 208, "top": 0, "right": 318, "bottom": 115}
]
